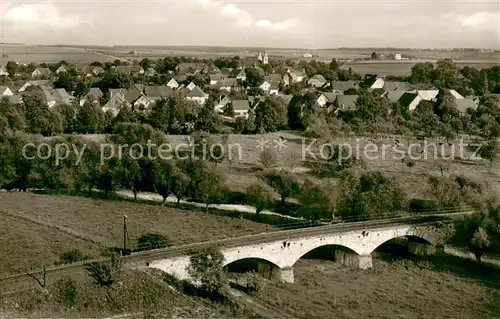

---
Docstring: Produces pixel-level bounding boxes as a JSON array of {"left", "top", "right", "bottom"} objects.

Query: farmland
[
  {"left": 0, "top": 44, "right": 116, "bottom": 64},
  {"left": 0, "top": 191, "right": 276, "bottom": 274},
  {"left": 3, "top": 44, "right": 499, "bottom": 77}
]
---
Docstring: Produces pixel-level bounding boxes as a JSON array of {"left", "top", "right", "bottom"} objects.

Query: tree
[
  {"left": 75, "top": 102, "right": 102, "bottom": 134},
  {"left": 371, "top": 52, "right": 378, "bottom": 60},
  {"left": 298, "top": 180, "right": 336, "bottom": 220},
  {"left": 337, "top": 170, "right": 407, "bottom": 220},
  {"left": 478, "top": 141, "right": 499, "bottom": 167},
  {"left": 243, "top": 67, "right": 264, "bottom": 87},
  {"left": 170, "top": 165, "right": 189, "bottom": 205},
  {"left": 254, "top": 98, "right": 287, "bottom": 133},
  {"left": 154, "top": 160, "right": 174, "bottom": 205},
  {"left": 187, "top": 247, "right": 227, "bottom": 295},
  {"left": 246, "top": 183, "right": 273, "bottom": 214},
  {"left": 261, "top": 170, "right": 301, "bottom": 202},
  {"left": 412, "top": 101, "right": 440, "bottom": 136},
  {"left": 54, "top": 72, "right": 77, "bottom": 92},
  {"left": 6, "top": 61, "right": 19, "bottom": 77},
  {"left": 257, "top": 147, "right": 279, "bottom": 169},
  {"left": 453, "top": 203, "right": 500, "bottom": 262},
  {"left": 22, "top": 87, "right": 54, "bottom": 135}
]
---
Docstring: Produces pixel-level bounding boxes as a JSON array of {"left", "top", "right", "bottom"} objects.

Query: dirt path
[{"left": 228, "top": 288, "right": 297, "bottom": 319}]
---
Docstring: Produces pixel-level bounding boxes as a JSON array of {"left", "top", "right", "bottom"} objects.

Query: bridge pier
[
  {"left": 334, "top": 251, "right": 373, "bottom": 269},
  {"left": 273, "top": 266, "right": 294, "bottom": 284}
]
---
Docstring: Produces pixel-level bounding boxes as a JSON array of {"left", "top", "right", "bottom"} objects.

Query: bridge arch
[
  {"left": 224, "top": 257, "right": 281, "bottom": 280},
  {"left": 368, "top": 234, "right": 436, "bottom": 256},
  {"left": 292, "top": 244, "right": 359, "bottom": 266}
]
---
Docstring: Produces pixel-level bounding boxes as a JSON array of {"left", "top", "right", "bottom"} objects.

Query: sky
[{"left": 0, "top": 0, "right": 499, "bottom": 49}]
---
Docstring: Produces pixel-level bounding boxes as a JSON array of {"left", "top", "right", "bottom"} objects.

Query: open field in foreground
[
  {"left": 257, "top": 256, "right": 500, "bottom": 319},
  {"left": 0, "top": 268, "right": 249, "bottom": 319},
  {"left": 0, "top": 192, "right": 275, "bottom": 274}
]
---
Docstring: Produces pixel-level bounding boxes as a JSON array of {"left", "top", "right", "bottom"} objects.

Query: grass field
[
  {"left": 0, "top": 192, "right": 276, "bottom": 274},
  {"left": 256, "top": 255, "right": 500, "bottom": 318}
]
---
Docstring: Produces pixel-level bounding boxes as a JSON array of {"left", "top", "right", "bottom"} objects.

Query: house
[
  {"left": 336, "top": 95, "right": 358, "bottom": 111},
  {"left": 18, "top": 80, "right": 51, "bottom": 92},
  {"left": 103, "top": 92, "right": 132, "bottom": 116},
  {"left": 214, "top": 96, "right": 231, "bottom": 113},
  {"left": 317, "top": 93, "right": 338, "bottom": 107},
  {"left": 41, "top": 87, "right": 73, "bottom": 108},
  {"left": 83, "top": 66, "right": 105, "bottom": 77},
  {"left": 394, "top": 53, "right": 402, "bottom": 60},
  {"left": 269, "top": 82, "right": 280, "bottom": 95},
  {"left": 232, "top": 68, "right": 246, "bottom": 82},
  {"left": 144, "top": 67, "right": 157, "bottom": 77},
  {"left": 455, "top": 98, "right": 478, "bottom": 115},
  {"left": 0, "top": 66, "right": 8, "bottom": 76},
  {"left": 186, "top": 86, "right": 209, "bottom": 105},
  {"left": 144, "top": 85, "right": 177, "bottom": 101},
  {"left": 124, "top": 84, "right": 145, "bottom": 104},
  {"left": 398, "top": 92, "right": 422, "bottom": 111},
  {"left": 260, "top": 81, "right": 271, "bottom": 92},
  {"left": 209, "top": 74, "right": 224, "bottom": 85},
  {"left": 220, "top": 68, "right": 233, "bottom": 77},
  {"left": 279, "top": 94, "right": 294, "bottom": 106},
  {"left": 384, "top": 90, "right": 411, "bottom": 103},
  {"left": 417, "top": 90, "right": 439, "bottom": 101},
  {"left": 31, "top": 68, "right": 52, "bottom": 78},
  {"left": 186, "top": 82, "right": 197, "bottom": 91},
  {"left": 115, "top": 65, "right": 144, "bottom": 76},
  {"left": 284, "top": 70, "right": 305, "bottom": 85},
  {"left": 383, "top": 81, "right": 410, "bottom": 92},
  {"left": 362, "top": 75, "right": 384, "bottom": 89},
  {"left": 220, "top": 78, "right": 238, "bottom": 92},
  {"left": 307, "top": 74, "right": 328, "bottom": 88},
  {"left": 6, "top": 95, "right": 22, "bottom": 105},
  {"left": 264, "top": 74, "right": 282, "bottom": 83},
  {"left": 0, "top": 86, "right": 14, "bottom": 97},
  {"left": 449, "top": 89, "right": 465, "bottom": 100},
  {"left": 55, "top": 65, "right": 68, "bottom": 74},
  {"left": 166, "top": 78, "right": 179, "bottom": 90},
  {"left": 176, "top": 63, "right": 204, "bottom": 75},
  {"left": 331, "top": 81, "right": 358, "bottom": 93},
  {"left": 248, "top": 96, "right": 264, "bottom": 109},
  {"left": 80, "top": 88, "right": 103, "bottom": 106},
  {"left": 232, "top": 100, "right": 251, "bottom": 118},
  {"left": 133, "top": 94, "right": 154, "bottom": 110}
]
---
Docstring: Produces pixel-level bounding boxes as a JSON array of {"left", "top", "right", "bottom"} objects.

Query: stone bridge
[{"left": 144, "top": 218, "right": 455, "bottom": 284}]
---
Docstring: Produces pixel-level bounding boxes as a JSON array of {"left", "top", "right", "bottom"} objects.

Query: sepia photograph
[{"left": 0, "top": 0, "right": 499, "bottom": 318}]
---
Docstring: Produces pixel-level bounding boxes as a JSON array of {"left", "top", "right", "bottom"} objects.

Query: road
[{"left": 0, "top": 212, "right": 470, "bottom": 296}]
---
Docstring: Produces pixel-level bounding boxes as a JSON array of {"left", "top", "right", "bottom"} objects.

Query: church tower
[{"left": 263, "top": 52, "right": 269, "bottom": 65}]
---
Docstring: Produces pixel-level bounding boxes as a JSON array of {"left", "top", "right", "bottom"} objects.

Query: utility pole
[{"left": 123, "top": 215, "right": 128, "bottom": 251}]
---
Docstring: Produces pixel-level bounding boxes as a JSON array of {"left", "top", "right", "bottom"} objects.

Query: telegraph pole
[{"left": 123, "top": 215, "right": 128, "bottom": 251}]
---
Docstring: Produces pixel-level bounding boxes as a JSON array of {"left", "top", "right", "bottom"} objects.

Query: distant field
[
  {"left": 1, "top": 45, "right": 115, "bottom": 63},
  {"left": 341, "top": 60, "right": 500, "bottom": 76},
  {"left": 0, "top": 192, "right": 275, "bottom": 273}
]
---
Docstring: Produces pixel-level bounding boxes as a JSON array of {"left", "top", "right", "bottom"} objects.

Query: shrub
[
  {"left": 84, "top": 253, "right": 121, "bottom": 286},
  {"left": 53, "top": 277, "right": 77, "bottom": 307},
  {"left": 244, "top": 271, "right": 265, "bottom": 296},
  {"left": 136, "top": 233, "right": 171, "bottom": 252},
  {"left": 58, "top": 250, "right": 88, "bottom": 265}
]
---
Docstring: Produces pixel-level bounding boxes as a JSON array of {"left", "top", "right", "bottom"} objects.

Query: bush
[
  {"left": 187, "top": 247, "right": 228, "bottom": 298},
  {"left": 53, "top": 277, "right": 77, "bottom": 307},
  {"left": 136, "top": 233, "right": 171, "bottom": 252},
  {"left": 409, "top": 198, "right": 438, "bottom": 213},
  {"left": 58, "top": 250, "right": 88, "bottom": 265},
  {"left": 244, "top": 271, "right": 265, "bottom": 296},
  {"left": 84, "top": 253, "right": 121, "bottom": 286}
]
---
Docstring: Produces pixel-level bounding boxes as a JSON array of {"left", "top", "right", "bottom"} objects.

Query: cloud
[
  {"left": 4, "top": 3, "right": 91, "bottom": 29},
  {"left": 442, "top": 11, "right": 499, "bottom": 31},
  {"left": 196, "top": 0, "right": 300, "bottom": 30}
]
